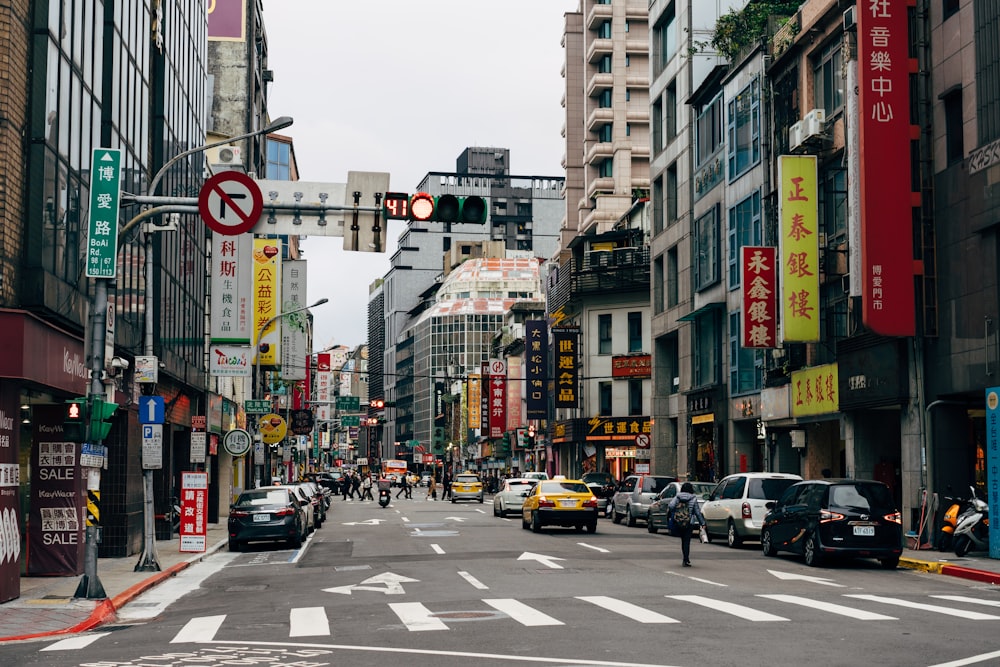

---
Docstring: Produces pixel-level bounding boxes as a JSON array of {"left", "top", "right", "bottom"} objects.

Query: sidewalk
[
  {"left": 0, "top": 523, "right": 229, "bottom": 643},
  {"left": 900, "top": 545, "right": 1000, "bottom": 585}
]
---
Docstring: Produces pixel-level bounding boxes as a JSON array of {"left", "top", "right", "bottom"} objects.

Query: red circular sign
[{"left": 198, "top": 171, "right": 263, "bottom": 235}]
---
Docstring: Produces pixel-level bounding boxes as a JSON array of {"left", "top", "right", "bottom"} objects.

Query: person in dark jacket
[{"left": 668, "top": 481, "right": 706, "bottom": 567}]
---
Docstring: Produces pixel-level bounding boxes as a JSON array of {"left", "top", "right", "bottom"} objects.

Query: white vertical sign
[
  {"left": 210, "top": 233, "right": 253, "bottom": 343},
  {"left": 280, "top": 260, "right": 308, "bottom": 380}
]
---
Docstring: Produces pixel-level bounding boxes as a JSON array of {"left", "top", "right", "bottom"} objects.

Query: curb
[{"left": 940, "top": 564, "right": 1000, "bottom": 585}]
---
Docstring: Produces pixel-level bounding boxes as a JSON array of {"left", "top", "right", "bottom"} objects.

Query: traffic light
[
  {"left": 408, "top": 192, "right": 488, "bottom": 224},
  {"left": 371, "top": 399, "right": 385, "bottom": 410},
  {"left": 432, "top": 426, "right": 445, "bottom": 454},
  {"left": 88, "top": 398, "right": 118, "bottom": 442},
  {"left": 500, "top": 431, "right": 511, "bottom": 453},
  {"left": 63, "top": 397, "right": 89, "bottom": 443}
]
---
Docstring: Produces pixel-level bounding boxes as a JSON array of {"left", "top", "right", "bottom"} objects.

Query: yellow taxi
[
  {"left": 521, "top": 478, "right": 599, "bottom": 533},
  {"left": 451, "top": 472, "right": 484, "bottom": 503}
]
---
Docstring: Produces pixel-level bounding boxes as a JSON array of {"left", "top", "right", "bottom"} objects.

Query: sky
[{"left": 260, "top": 1, "right": 578, "bottom": 350}]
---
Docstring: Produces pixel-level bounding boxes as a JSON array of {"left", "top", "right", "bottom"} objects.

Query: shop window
[{"left": 628, "top": 312, "right": 642, "bottom": 352}]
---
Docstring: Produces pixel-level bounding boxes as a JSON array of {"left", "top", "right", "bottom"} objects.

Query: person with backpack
[{"left": 668, "top": 481, "right": 706, "bottom": 567}]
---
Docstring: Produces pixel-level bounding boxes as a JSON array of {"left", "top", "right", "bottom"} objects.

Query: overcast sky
[{"left": 260, "top": 1, "right": 577, "bottom": 350}]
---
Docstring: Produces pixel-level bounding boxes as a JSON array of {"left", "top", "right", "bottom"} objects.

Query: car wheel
[
  {"left": 289, "top": 531, "right": 302, "bottom": 549},
  {"left": 574, "top": 524, "right": 584, "bottom": 532},
  {"left": 451, "top": 498, "right": 456, "bottom": 504},
  {"left": 761, "top": 527, "right": 776, "bottom": 557},
  {"left": 803, "top": 533, "right": 822, "bottom": 566},
  {"left": 954, "top": 535, "right": 972, "bottom": 557},
  {"left": 521, "top": 514, "right": 529, "bottom": 530},
  {"left": 647, "top": 515, "right": 658, "bottom": 534},
  {"left": 611, "top": 505, "right": 622, "bottom": 524},
  {"left": 727, "top": 520, "right": 743, "bottom": 548},
  {"left": 879, "top": 556, "right": 899, "bottom": 570},
  {"left": 531, "top": 511, "right": 543, "bottom": 533},
  {"left": 626, "top": 506, "right": 636, "bottom": 527},
  {"left": 585, "top": 521, "right": 597, "bottom": 534}
]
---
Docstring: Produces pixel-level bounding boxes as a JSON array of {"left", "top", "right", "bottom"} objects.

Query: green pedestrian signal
[
  {"left": 88, "top": 398, "right": 118, "bottom": 442},
  {"left": 64, "top": 397, "right": 89, "bottom": 443}
]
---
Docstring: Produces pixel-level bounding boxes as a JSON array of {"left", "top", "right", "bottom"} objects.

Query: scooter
[
  {"left": 377, "top": 478, "right": 392, "bottom": 508},
  {"left": 953, "top": 486, "right": 989, "bottom": 557},
  {"left": 937, "top": 489, "right": 970, "bottom": 552}
]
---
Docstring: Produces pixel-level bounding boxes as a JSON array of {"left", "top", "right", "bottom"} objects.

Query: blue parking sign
[{"left": 139, "top": 396, "right": 165, "bottom": 424}]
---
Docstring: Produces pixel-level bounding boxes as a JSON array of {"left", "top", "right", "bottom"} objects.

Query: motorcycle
[
  {"left": 377, "top": 478, "right": 392, "bottom": 508},
  {"left": 937, "top": 488, "right": 970, "bottom": 552},
  {"left": 953, "top": 486, "right": 990, "bottom": 557}
]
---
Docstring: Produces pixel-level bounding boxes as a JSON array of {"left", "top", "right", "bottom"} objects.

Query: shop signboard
[
  {"left": 179, "top": 471, "right": 208, "bottom": 552},
  {"left": 0, "top": 386, "right": 20, "bottom": 602}
]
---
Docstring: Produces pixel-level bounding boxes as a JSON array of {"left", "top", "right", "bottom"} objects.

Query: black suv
[
  {"left": 762, "top": 479, "right": 903, "bottom": 569},
  {"left": 581, "top": 472, "right": 616, "bottom": 516}
]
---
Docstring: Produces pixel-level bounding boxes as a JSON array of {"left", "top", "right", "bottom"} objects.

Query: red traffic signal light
[
  {"left": 371, "top": 399, "right": 385, "bottom": 410},
  {"left": 409, "top": 192, "right": 436, "bottom": 222},
  {"left": 407, "top": 192, "right": 488, "bottom": 224}
]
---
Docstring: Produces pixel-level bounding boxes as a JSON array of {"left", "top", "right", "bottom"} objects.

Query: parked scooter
[
  {"left": 953, "top": 486, "right": 990, "bottom": 557},
  {"left": 377, "top": 477, "right": 392, "bottom": 508},
  {"left": 937, "top": 488, "right": 970, "bottom": 552}
]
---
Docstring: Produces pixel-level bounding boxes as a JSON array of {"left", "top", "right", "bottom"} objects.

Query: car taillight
[
  {"left": 275, "top": 507, "right": 296, "bottom": 516},
  {"left": 538, "top": 497, "right": 555, "bottom": 508},
  {"left": 230, "top": 509, "right": 250, "bottom": 518},
  {"left": 583, "top": 497, "right": 598, "bottom": 508},
  {"left": 742, "top": 502, "right": 752, "bottom": 519},
  {"left": 883, "top": 511, "right": 902, "bottom": 524},
  {"left": 819, "top": 509, "right": 846, "bottom": 523}
]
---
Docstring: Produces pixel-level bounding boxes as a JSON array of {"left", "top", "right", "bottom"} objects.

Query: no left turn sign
[{"left": 198, "top": 171, "right": 263, "bottom": 235}]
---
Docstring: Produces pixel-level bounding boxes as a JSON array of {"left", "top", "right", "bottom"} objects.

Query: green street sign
[
  {"left": 336, "top": 396, "right": 360, "bottom": 411},
  {"left": 86, "top": 148, "right": 123, "bottom": 278},
  {"left": 244, "top": 399, "right": 271, "bottom": 414},
  {"left": 340, "top": 415, "right": 360, "bottom": 427}
]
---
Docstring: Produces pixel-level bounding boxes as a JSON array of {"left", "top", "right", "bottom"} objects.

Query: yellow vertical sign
[
  {"left": 253, "top": 238, "right": 281, "bottom": 365},
  {"left": 467, "top": 374, "right": 481, "bottom": 429},
  {"left": 778, "top": 156, "right": 820, "bottom": 342}
]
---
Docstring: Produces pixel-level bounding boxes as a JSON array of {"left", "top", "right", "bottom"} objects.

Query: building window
[
  {"left": 625, "top": 123, "right": 631, "bottom": 137},
  {"left": 665, "top": 79, "right": 677, "bottom": 142},
  {"left": 655, "top": 333, "right": 680, "bottom": 396},
  {"left": 727, "top": 77, "right": 761, "bottom": 180},
  {"left": 266, "top": 140, "right": 290, "bottom": 180},
  {"left": 599, "top": 89, "right": 612, "bottom": 108},
  {"left": 813, "top": 43, "right": 844, "bottom": 118},
  {"left": 597, "top": 20, "right": 611, "bottom": 39},
  {"left": 729, "top": 311, "right": 763, "bottom": 396},
  {"left": 727, "top": 191, "right": 762, "bottom": 290},
  {"left": 599, "top": 382, "right": 613, "bottom": 416},
  {"left": 694, "top": 309, "right": 721, "bottom": 388},
  {"left": 654, "top": 5, "right": 677, "bottom": 75},
  {"left": 943, "top": 88, "right": 964, "bottom": 166},
  {"left": 598, "top": 124, "right": 613, "bottom": 142},
  {"left": 943, "top": 0, "right": 959, "bottom": 20},
  {"left": 652, "top": 175, "right": 664, "bottom": 235},
  {"left": 821, "top": 167, "right": 848, "bottom": 244},
  {"left": 666, "top": 163, "right": 678, "bottom": 226},
  {"left": 652, "top": 98, "right": 663, "bottom": 153},
  {"left": 598, "top": 313, "right": 612, "bottom": 354},
  {"left": 976, "top": 0, "right": 1000, "bottom": 143},
  {"left": 654, "top": 255, "right": 665, "bottom": 314},
  {"left": 667, "top": 246, "right": 679, "bottom": 308},
  {"left": 598, "top": 54, "right": 612, "bottom": 74},
  {"left": 625, "top": 55, "right": 630, "bottom": 68},
  {"left": 628, "top": 312, "right": 642, "bottom": 352},
  {"left": 628, "top": 379, "right": 643, "bottom": 416},
  {"left": 693, "top": 205, "right": 720, "bottom": 291},
  {"left": 696, "top": 93, "right": 724, "bottom": 167},
  {"left": 598, "top": 158, "right": 613, "bottom": 178}
]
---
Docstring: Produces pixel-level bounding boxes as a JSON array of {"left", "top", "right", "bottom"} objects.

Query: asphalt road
[{"left": 3, "top": 495, "right": 1000, "bottom": 667}]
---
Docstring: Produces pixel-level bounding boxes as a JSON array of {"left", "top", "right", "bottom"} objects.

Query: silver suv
[
  {"left": 611, "top": 474, "right": 677, "bottom": 527},
  {"left": 701, "top": 472, "right": 802, "bottom": 547}
]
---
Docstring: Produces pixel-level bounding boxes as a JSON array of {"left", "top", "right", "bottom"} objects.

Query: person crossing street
[{"left": 668, "top": 482, "right": 706, "bottom": 567}]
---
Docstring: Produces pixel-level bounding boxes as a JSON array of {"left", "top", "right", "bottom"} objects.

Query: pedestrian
[
  {"left": 341, "top": 474, "right": 350, "bottom": 501},
  {"left": 668, "top": 482, "right": 706, "bottom": 567},
  {"left": 396, "top": 473, "right": 411, "bottom": 499},
  {"left": 442, "top": 471, "right": 452, "bottom": 500},
  {"left": 361, "top": 472, "right": 374, "bottom": 501},
  {"left": 427, "top": 475, "right": 437, "bottom": 501},
  {"left": 350, "top": 471, "right": 361, "bottom": 500}
]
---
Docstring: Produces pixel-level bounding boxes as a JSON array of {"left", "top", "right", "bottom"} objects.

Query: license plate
[
  {"left": 559, "top": 499, "right": 577, "bottom": 508},
  {"left": 253, "top": 513, "right": 271, "bottom": 522},
  {"left": 853, "top": 525, "right": 875, "bottom": 536}
]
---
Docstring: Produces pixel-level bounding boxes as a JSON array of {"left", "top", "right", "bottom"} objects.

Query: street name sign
[
  {"left": 86, "top": 148, "right": 123, "bottom": 278},
  {"left": 198, "top": 171, "right": 263, "bottom": 236},
  {"left": 340, "top": 415, "right": 360, "bottom": 427},
  {"left": 244, "top": 399, "right": 271, "bottom": 414}
]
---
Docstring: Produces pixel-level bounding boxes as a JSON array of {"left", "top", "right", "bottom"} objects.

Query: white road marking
[
  {"left": 577, "top": 542, "right": 610, "bottom": 553},
  {"left": 118, "top": 553, "right": 238, "bottom": 620},
  {"left": 401, "top": 517, "right": 410, "bottom": 522},
  {"left": 389, "top": 602, "right": 449, "bottom": 631},
  {"left": 483, "top": 598, "right": 563, "bottom": 626},
  {"left": 577, "top": 596, "right": 679, "bottom": 623},
  {"left": 667, "top": 595, "right": 788, "bottom": 621},
  {"left": 171, "top": 614, "right": 225, "bottom": 643},
  {"left": 665, "top": 571, "right": 727, "bottom": 586},
  {"left": 41, "top": 633, "right": 110, "bottom": 651},
  {"left": 931, "top": 595, "right": 1000, "bottom": 608},
  {"left": 289, "top": 606, "right": 330, "bottom": 637},
  {"left": 927, "top": 649, "right": 1000, "bottom": 667},
  {"left": 430, "top": 543, "right": 445, "bottom": 554},
  {"left": 845, "top": 594, "right": 1000, "bottom": 620},
  {"left": 757, "top": 594, "right": 897, "bottom": 620},
  {"left": 458, "top": 570, "right": 489, "bottom": 589}
]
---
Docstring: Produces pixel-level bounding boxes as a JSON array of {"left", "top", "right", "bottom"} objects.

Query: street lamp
[
  {"left": 252, "top": 298, "right": 329, "bottom": 488},
  {"left": 132, "top": 116, "right": 295, "bottom": 575}
]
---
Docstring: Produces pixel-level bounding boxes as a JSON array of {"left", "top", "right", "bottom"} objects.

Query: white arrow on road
[
  {"left": 768, "top": 569, "right": 844, "bottom": 587},
  {"left": 324, "top": 572, "right": 419, "bottom": 596},
  {"left": 443, "top": 517, "right": 467, "bottom": 522},
  {"left": 342, "top": 519, "right": 386, "bottom": 526},
  {"left": 518, "top": 552, "right": 566, "bottom": 570}
]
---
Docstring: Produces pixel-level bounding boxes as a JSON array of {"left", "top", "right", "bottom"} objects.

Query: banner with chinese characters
[
  {"left": 525, "top": 320, "right": 549, "bottom": 420},
  {"left": 210, "top": 232, "right": 252, "bottom": 344},
  {"left": 0, "top": 385, "right": 20, "bottom": 601},
  {"left": 611, "top": 354, "right": 652, "bottom": 378},
  {"left": 858, "top": 0, "right": 915, "bottom": 336},
  {"left": 506, "top": 361, "right": 522, "bottom": 432},
  {"left": 585, "top": 416, "right": 652, "bottom": 441},
  {"left": 790, "top": 363, "right": 839, "bottom": 418},
  {"left": 742, "top": 246, "right": 777, "bottom": 348},
  {"left": 280, "top": 260, "right": 307, "bottom": 381},
  {"left": 488, "top": 359, "right": 507, "bottom": 439},
  {"left": 778, "top": 156, "right": 820, "bottom": 342},
  {"left": 553, "top": 327, "right": 580, "bottom": 409},
  {"left": 253, "top": 238, "right": 281, "bottom": 365},
  {"left": 179, "top": 471, "right": 208, "bottom": 552},
  {"left": 985, "top": 387, "right": 1000, "bottom": 558},
  {"left": 467, "top": 374, "right": 482, "bottom": 429}
]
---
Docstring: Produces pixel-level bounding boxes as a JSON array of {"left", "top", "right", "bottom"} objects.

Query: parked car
[
  {"left": 523, "top": 471, "right": 549, "bottom": 482},
  {"left": 611, "top": 474, "right": 678, "bottom": 526},
  {"left": 297, "top": 481, "right": 328, "bottom": 528},
  {"left": 451, "top": 472, "right": 484, "bottom": 503},
  {"left": 581, "top": 471, "right": 616, "bottom": 516},
  {"left": 521, "top": 479, "right": 599, "bottom": 533},
  {"left": 420, "top": 472, "right": 432, "bottom": 487},
  {"left": 492, "top": 477, "right": 536, "bottom": 517},
  {"left": 647, "top": 481, "right": 716, "bottom": 534},
  {"left": 762, "top": 478, "right": 903, "bottom": 569},
  {"left": 701, "top": 472, "right": 803, "bottom": 547},
  {"left": 228, "top": 486, "right": 306, "bottom": 551},
  {"left": 290, "top": 484, "right": 317, "bottom": 534}
]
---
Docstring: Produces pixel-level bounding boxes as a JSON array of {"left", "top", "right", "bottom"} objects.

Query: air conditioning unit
[
  {"left": 789, "top": 120, "right": 804, "bottom": 151},
  {"left": 206, "top": 145, "right": 243, "bottom": 167},
  {"left": 803, "top": 108, "right": 826, "bottom": 140}
]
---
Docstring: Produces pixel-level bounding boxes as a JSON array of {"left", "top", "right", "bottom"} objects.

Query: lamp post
[
  {"left": 252, "top": 298, "right": 329, "bottom": 488},
  {"left": 132, "top": 116, "right": 294, "bottom": 574}
]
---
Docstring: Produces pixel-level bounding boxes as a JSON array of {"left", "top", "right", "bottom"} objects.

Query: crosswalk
[{"left": 40, "top": 592, "right": 1000, "bottom": 650}]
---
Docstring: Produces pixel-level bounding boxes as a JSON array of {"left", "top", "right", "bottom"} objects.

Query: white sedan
[{"left": 492, "top": 478, "right": 537, "bottom": 518}]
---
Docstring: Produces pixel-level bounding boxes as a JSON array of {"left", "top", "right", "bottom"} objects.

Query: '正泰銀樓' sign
[{"left": 858, "top": 0, "right": 916, "bottom": 336}]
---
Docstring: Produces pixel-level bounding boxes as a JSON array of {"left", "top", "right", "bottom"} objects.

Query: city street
[{"left": 2, "top": 496, "right": 999, "bottom": 667}]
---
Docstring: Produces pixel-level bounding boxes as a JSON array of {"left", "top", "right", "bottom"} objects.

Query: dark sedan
[
  {"left": 228, "top": 486, "right": 306, "bottom": 551},
  {"left": 761, "top": 479, "right": 903, "bottom": 569}
]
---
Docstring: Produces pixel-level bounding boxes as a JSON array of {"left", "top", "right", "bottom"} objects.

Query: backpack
[{"left": 673, "top": 498, "right": 691, "bottom": 529}]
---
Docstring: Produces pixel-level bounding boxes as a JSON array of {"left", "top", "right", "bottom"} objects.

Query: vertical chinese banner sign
[
  {"left": 209, "top": 233, "right": 252, "bottom": 377},
  {"left": 525, "top": 320, "right": 549, "bottom": 420},
  {"left": 280, "top": 259, "right": 307, "bottom": 381},
  {"left": 488, "top": 359, "right": 507, "bottom": 439},
  {"left": 858, "top": 0, "right": 915, "bottom": 336},
  {"left": 467, "top": 374, "right": 481, "bottom": 429},
  {"left": 986, "top": 388, "right": 1000, "bottom": 559},
  {"left": 480, "top": 361, "right": 491, "bottom": 435},
  {"left": 778, "top": 156, "right": 820, "bottom": 342},
  {"left": 180, "top": 471, "right": 209, "bottom": 553},
  {"left": 742, "top": 246, "right": 777, "bottom": 348},
  {"left": 553, "top": 327, "right": 580, "bottom": 409},
  {"left": 0, "top": 385, "right": 20, "bottom": 602},
  {"left": 506, "top": 362, "right": 522, "bottom": 433},
  {"left": 253, "top": 238, "right": 281, "bottom": 366}
]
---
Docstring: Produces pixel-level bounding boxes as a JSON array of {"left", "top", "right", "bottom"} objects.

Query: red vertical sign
[
  {"left": 742, "top": 246, "right": 777, "bottom": 347},
  {"left": 488, "top": 359, "right": 507, "bottom": 439},
  {"left": 179, "top": 471, "right": 208, "bottom": 552},
  {"left": 858, "top": 0, "right": 916, "bottom": 336}
]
